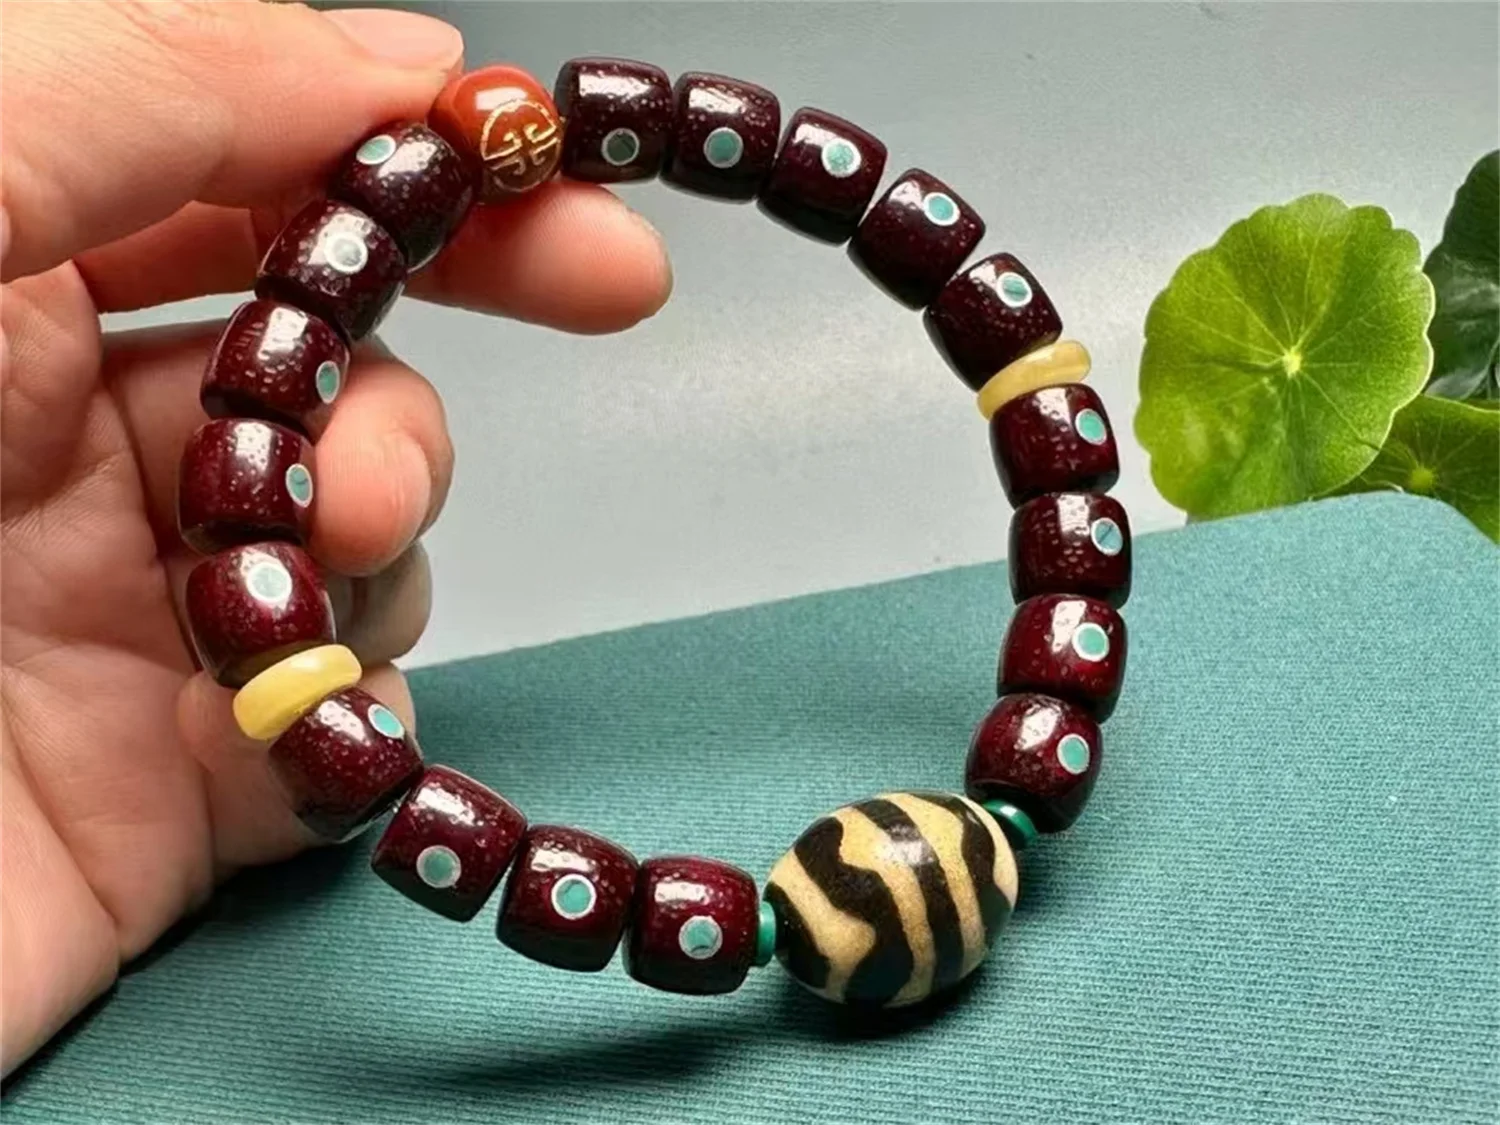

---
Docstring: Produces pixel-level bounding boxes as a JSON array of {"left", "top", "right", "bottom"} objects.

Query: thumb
[{"left": 0, "top": 2, "right": 464, "bottom": 282}]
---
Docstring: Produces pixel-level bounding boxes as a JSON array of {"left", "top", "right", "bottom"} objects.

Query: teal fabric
[{"left": 5, "top": 493, "right": 1497, "bottom": 1124}]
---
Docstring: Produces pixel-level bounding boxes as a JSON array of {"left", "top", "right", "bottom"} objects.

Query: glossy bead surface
[
  {"left": 372, "top": 766, "right": 527, "bottom": 922},
  {"left": 268, "top": 687, "right": 423, "bottom": 841},
  {"left": 177, "top": 418, "right": 314, "bottom": 554},
  {"left": 328, "top": 122, "right": 473, "bottom": 270},
  {"left": 429, "top": 65, "right": 563, "bottom": 199},
  {"left": 232, "top": 644, "right": 361, "bottom": 742},
  {"left": 990, "top": 383, "right": 1121, "bottom": 506},
  {"left": 663, "top": 72, "right": 781, "bottom": 200},
  {"left": 185, "top": 542, "right": 335, "bottom": 688},
  {"left": 1010, "top": 492, "right": 1132, "bottom": 608},
  {"left": 850, "top": 169, "right": 985, "bottom": 308},
  {"left": 255, "top": 201, "right": 406, "bottom": 342},
  {"left": 976, "top": 340, "right": 1092, "bottom": 420},
  {"left": 759, "top": 107, "right": 887, "bottom": 244},
  {"left": 925, "top": 253, "right": 1063, "bottom": 390},
  {"left": 624, "top": 856, "right": 760, "bottom": 995},
  {"left": 553, "top": 57, "right": 673, "bottom": 184},
  {"left": 765, "top": 791, "right": 1017, "bottom": 1008},
  {"left": 496, "top": 825, "right": 639, "bottom": 972},
  {"left": 998, "top": 595, "right": 1127, "bottom": 720},
  {"left": 967, "top": 694, "right": 1103, "bottom": 832},
  {"left": 201, "top": 299, "right": 348, "bottom": 436}
]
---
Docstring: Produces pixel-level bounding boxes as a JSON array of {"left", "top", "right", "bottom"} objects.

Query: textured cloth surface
[{"left": 4, "top": 493, "right": 1497, "bottom": 1125}]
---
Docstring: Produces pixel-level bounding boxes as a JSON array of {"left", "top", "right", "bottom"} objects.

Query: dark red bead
[
  {"left": 255, "top": 200, "right": 406, "bottom": 342},
  {"left": 624, "top": 856, "right": 759, "bottom": 995},
  {"left": 759, "top": 107, "right": 887, "bottom": 244},
  {"left": 328, "top": 122, "right": 473, "bottom": 271},
  {"left": 990, "top": 384, "right": 1121, "bottom": 505},
  {"left": 176, "top": 419, "right": 314, "bottom": 554},
  {"left": 200, "top": 299, "right": 348, "bottom": 436},
  {"left": 998, "top": 594, "right": 1127, "bottom": 720},
  {"left": 1009, "top": 492, "right": 1132, "bottom": 608},
  {"left": 850, "top": 169, "right": 985, "bottom": 308},
  {"left": 428, "top": 65, "right": 563, "bottom": 200},
  {"left": 184, "top": 542, "right": 335, "bottom": 688},
  {"left": 268, "top": 687, "right": 423, "bottom": 841},
  {"left": 924, "top": 253, "right": 1063, "bottom": 390},
  {"left": 553, "top": 57, "right": 673, "bottom": 183},
  {"left": 371, "top": 766, "right": 527, "bottom": 922},
  {"left": 496, "top": 825, "right": 639, "bottom": 972},
  {"left": 663, "top": 72, "right": 780, "bottom": 201},
  {"left": 966, "top": 693, "right": 1103, "bottom": 832}
]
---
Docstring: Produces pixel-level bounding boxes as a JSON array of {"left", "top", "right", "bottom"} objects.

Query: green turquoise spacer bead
[
  {"left": 983, "top": 800, "right": 1039, "bottom": 852},
  {"left": 753, "top": 899, "right": 777, "bottom": 967}
]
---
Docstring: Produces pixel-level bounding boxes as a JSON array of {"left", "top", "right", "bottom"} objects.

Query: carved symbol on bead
[
  {"left": 1090, "top": 517, "right": 1123, "bottom": 556},
  {"left": 356, "top": 134, "right": 397, "bottom": 166},
  {"left": 366, "top": 704, "right": 405, "bottom": 739},
  {"left": 1071, "top": 622, "right": 1111, "bottom": 662},
  {"left": 479, "top": 98, "right": 561, "bottom": 192},
  {"left": 323, "top": 232, "right": 369, "bottom": 275},
  {"left": 416, "top": 845, "right": 462, "bottom": 889},
  {"left": 678, "top": 915, "right": 724, "bottom": 960},
  {"left": 702, "top": 127, "right": 744, "bottom": 169},
  {"left": 995, "top": 271, "right": 1033, "bottom": 309},
  {"left": 922, "top": 191, "right": 959, "bottom": 227},
  {"left": 245, "top": 558, "right": 293, "bottom": 605},
  {"left": 551, "top": 873, "right": 597, "bottom": 920},
  {"left": 821, "top": 138, "right": 862, "bottom": 179},
  {"left": 1074, "top": 408, "right": 1109, "bottom": 446},
  {"left": 315, "top": 361, "right": 342, "bottom": 405},
  {"left": 284, "top": 463, "right": 314, "bottom": 508},
  {"left": 601, "top": 127, "right": 642, "bottom": 168},
  {"left": 1057, "top": 733, "right": 1092, "bottom": 775}
]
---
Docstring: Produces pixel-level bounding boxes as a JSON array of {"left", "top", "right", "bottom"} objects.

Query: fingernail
[{"left": 324, "top": 8, "right": 464, "bottom": 70}]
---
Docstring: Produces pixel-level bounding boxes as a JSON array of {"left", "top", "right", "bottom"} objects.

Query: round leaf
[
  {"left": 1424, "top": 150, "right": 1499, "bottom": 401},
  {"left": 1137, "top": 194, "right": 1434, "bottom": 519},
  {"left": 1338, "top": 394, "right": 1499, "bottom": 541}
]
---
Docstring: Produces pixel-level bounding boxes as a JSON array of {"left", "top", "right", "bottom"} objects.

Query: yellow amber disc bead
[
  {"left": 975, "top": 340, "right": 1092, "bottom": 420},
  {"left": 232, "top": 644, "right": 362, "bottom": 742}
]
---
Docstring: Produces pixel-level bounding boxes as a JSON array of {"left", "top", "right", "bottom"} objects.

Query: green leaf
[
  {"left": 1339, "top": 394, "right": 1499, "bottom": 541},
  {"left": 1137, "top": 194, "right": 1434, "bottom": 519},
  {"left": 1424, "top": 151, "right": 1499, "bottom": 402}
]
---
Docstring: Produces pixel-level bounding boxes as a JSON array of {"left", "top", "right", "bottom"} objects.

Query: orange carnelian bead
[{"left": 429, "top": 65, "right": 563, "bottom": 200}]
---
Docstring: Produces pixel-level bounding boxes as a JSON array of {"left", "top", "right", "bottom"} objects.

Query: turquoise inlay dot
[
  {"left": 1074, "top": 408, "right": 1109, "bottom": 445},
  {"left": 315, "top": 361, "right": 342, "bottom": 404},
  {"left": 355, "top": 134, "right": 397, "bottom": 166},
  {"left": 1072, "top": 622, "right": 1111, "bottom": 662},
  {"left": 367, "top": 704, "right": 405, "bottom": 740},
  {"left": 1057, "top": 733, "right": 1092, "bottom": 775},
  {"left": 416, "top": 845, "right": 461, "bottom": 890},
  {"left": 284, "top": 463, "right": 313, "bottom": 508},
  {"left": 324, "top": 233, "right": 367, "bottom": 275},
  {"left": 678, "top": 915, "right": 724, "bottom": 960},
  {"left": 821, "top": 139, "right": 861, "bottom": 179},
  {"left": 703, "top": 126, "right": 744, "bottom": 169},
  {"left": 922, "top": 191, "right": 959, "bottom": 227},
  {"left": 552, "top": 874, "right": 597, "bottom": 920},
  {"left": 601, "top": 128, "right": 641, "bottom": 168},
  {"left": 245, "top": 559, "right": 292, "bottom": 604},
  {"left": 753, "top": 900, "right": 777, "bottom": 967},
  {"left": 1090, "top": 517, "right": 1123, "bottom": 556},
  {"left": 997, "top": 271, "right": 1033, "bottom": 308},
  {"left": 982, "top": 801, "right": 1038, "bottom": 851}
]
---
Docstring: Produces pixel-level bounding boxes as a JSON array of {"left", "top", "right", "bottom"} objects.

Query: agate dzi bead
[
  {"left": 851, "top": 169, "right": 985, "bottom": 308},
  {"left": 177, "top": 418, "right": 314, "bottom": 554},
  {"left": 200, "top": 299, "right": 348, "bottom": 436},
  {"left": 998, "top": 594, "right": 1127, "bottom": 720},
  {"left": 990, "top": 383, "right": 1121, "bottom": 506},
  {"left": 664, "top": 71, "right": 781, "bottom": 201},
  {"left": 760, "top": 107, "right": 887, "bottom": 244},
  {"left": 925, "top": 253, "right": 1062, "bottom": 390},
  {"left": 373, "top": 766, "right": 528, "bottom": 922},
  {"left": 625, "top": 856, "right": 761, "bottom": 995},
  {"left": 766, "top": 791, "right": 1017, "bottom": 1008},
  {"left": 1009, "top": 492, "right": 1132, "bottom": 608},
  {"left": 966, "top": 693, "right": 1102, "bottom": 832},
  {"left": 553, "top": 57, "right": 674, "bottom": 183}
]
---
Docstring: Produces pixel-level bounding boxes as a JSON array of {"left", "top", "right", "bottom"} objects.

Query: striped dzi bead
[{"left": 765, "top": 791, "right": 1017, "bottom": 1008}]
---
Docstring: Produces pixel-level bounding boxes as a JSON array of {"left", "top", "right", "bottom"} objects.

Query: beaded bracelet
[{"left": 181, "top": 58, "right": 1129, "bottom": 1009}]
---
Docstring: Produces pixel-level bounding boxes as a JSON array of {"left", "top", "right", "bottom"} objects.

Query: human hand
[{"left": 0, "top": 0, "right": 671, "bottom": 1073}]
